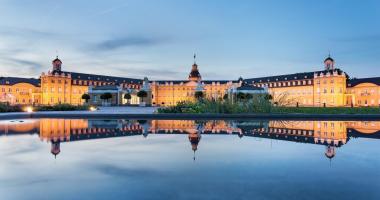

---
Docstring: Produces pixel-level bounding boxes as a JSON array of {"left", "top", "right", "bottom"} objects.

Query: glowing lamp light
[
  {"left": 89, "top": 106, "right": 97, "bottom": 111},
  {"left": 24, "top": 106, "right": 34, "bottom": 113}
]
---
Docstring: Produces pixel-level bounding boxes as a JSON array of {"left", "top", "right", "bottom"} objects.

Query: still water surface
[{"left": 0, "top": 118, "right": 380, "bottom": 200}]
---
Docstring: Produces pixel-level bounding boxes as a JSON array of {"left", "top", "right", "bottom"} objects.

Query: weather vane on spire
[
  {"left": 56, "top": 50, "right": 59, "bottom": 59},
  {"left": 193, "top": 53, "right": 196, "bottom": 64}
]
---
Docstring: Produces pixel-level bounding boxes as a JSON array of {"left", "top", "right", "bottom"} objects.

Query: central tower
[
  {"left": 188, "top": 54, "right": 201, "bottom": 81},
  {"left": 52, "top": 56, "right": 62, "bottom": 73}
]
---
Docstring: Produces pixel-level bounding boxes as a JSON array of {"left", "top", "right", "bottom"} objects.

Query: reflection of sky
[{"left": 1, "top": 132, "right": 380, "bottom": 200}]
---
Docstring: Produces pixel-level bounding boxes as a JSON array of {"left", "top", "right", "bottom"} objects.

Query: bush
[
  {"left": 35, "top": 104, "right": 90, "bottom": 111},
  {"left": 194, "top": 91, "right": 204, "bottom": 99},
  {"left": 158, "top": 94, "right": 273, "bottom": 114},
  {"left": 0, "top": 103, "right": 22, "bottom": 112}
]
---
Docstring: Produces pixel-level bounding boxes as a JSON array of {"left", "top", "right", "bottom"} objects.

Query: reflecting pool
[{"left": 0, "top": 119, "right": 380, "bottom": 200}]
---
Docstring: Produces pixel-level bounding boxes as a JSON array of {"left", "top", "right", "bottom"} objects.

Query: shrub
[
  {"left": 158, "top": 95, "right": 273, "bottom": 114},
  {"left": 0, "top": 103, "right": 22, "bottom": 112},
  {"left": 35, "top": 104, "right": 89, "bottom": 111},
  {"left": 194, "top": 91, "right": 204, "bottom": 99}
]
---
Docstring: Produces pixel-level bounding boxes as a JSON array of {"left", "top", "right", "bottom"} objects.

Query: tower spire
[{"left": 193, "top": 53, "right": 196, "bottom": 64}]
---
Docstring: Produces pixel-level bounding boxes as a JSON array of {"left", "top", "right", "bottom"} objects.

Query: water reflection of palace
[{"left": 1, "top": 119, "right": 380, "bottom": 160}]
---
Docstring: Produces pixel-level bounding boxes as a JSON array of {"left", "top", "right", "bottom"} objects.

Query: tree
[
  {"left": 237, "top": 92, "right": 246, "bottom": 100},
  {"left": 194, "top": 91, "right": 204, "bottom": 99},
  {"left": 124, "top": 93, "right": 131, "bottom": 104},
  {"left": 223, "top": 93, "right": 228, "bottom": 100},
  {"left": 81, "top": 93, "right": 90, "bottom": 103},
  {"left": 264, "top": 94, "right": 273, "bottom": 100},
  {"left": 137, "top": 90, "right": 148, "bottom": 103},
  {"left": 100, "top": 92, "right": 113, "bottom": 104}
]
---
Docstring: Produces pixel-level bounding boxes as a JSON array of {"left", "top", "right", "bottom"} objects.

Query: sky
[{"left": 0, "top": 0, "right": 379, "bottom": 80}]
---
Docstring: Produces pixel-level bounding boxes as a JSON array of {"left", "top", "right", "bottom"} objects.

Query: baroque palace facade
[{"left": 0, "top": 55, "right": 380, "bottom": 107}]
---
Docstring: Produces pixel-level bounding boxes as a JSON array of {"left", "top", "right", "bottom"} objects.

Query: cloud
[
  {"left": 90, "top": 2, "right": 129, "bottom": 17},
  {"left": 0, "top": 57, "right": 44, "bottom": 76},
  {"left": 94, "top": 164, "right": 162, "bottom": 178},
  {"left": 95, "top": 36, "right": 170, "bottom": 51},
  {"left": 0, "top": 26, "right": 57, "bottom": 39}
]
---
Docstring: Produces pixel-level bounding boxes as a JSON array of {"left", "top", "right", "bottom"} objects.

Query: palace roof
[
  {"left": 236, "top": 85, "right": 264, "bottom": 91},
  {"left": 245, "top": 69, "right": 345, "bottom": 83},
  {"left": 0, "top": 77, "right": 40, "bottom": 87},
  {"left": 59, "top": 71, "right": 143, "bottom": 84},
  {"left": 347, "top": 77, "right": 380, "bottom": 87},
  {"left": 151, "top": 80, "right": 240, "bottom": 84}
]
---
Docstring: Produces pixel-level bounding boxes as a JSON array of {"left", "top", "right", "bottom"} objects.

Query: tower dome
[
  {"left": 188, "top": 54, "right": 201, "bottom": 81},
  {"left": 324, "top": 55, "right": 335, "bottom": 70},
  {"left": 52, "top": 56, "right": 62, "bottom": 73}
]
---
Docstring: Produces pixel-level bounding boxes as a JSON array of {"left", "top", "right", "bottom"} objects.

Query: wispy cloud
[
  {"left": 0, "top": 26, "right": 57, "bottom": 38},
  {"left": 0, "top": 57, "right": 44, "bottom": 76},
  {"left": 95, "top": 35, "right": 170, "bottom": 51},
  {"left": 91, "top": 2, "right": 129, "bottom": 17}
]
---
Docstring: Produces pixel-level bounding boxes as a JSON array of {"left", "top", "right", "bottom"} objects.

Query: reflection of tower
[
  {"left": 51, "top": 140, "right": 61, "bottom": 159},
  {"left": 238, "top": 130, "right": 244, "bottom": 138},
  {"left": 188, "top": 131, "right": 201, "bottom": 161},
  {"left": 325, "top": 145, "right": 336, "bottom": 166}
]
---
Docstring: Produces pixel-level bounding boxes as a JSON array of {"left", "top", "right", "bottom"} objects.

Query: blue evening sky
[{"left": 0, "top": 0, "right": 379, "bottom": 80}]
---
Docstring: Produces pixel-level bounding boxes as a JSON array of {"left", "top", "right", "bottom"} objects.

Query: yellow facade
[
  {"left": 40, "top": 72, "right": 88, "bottom": 105},
  {"left": 0, "top": 82, "right": 41, "bottom": 105},
  {"left": 151, "top": 81, "right": 235, "bottom": 106},
  {"left": 1, "top": 56, "right": 380, "bottom": 107},
  {"left": 347, "top": 83, "right": 380, "bottom": 107},
  {"left": 151, "top": 62, "right": 238, "bottom": 106},
  {"left": 252, "top": 69, "right": 347, "bottom": 107}
]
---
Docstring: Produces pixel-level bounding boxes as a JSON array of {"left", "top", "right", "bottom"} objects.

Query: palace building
[
  {"left": 246, "top": 56, "right": 380, "bottom": 107},
  {"left": 40, "top": 57, "right": 142, "bottom": 105},
  {"left": 150, "top": 57, "right": 244, "bottom": 106},
  {"left": 1, "top": 55, "right": 380, "bottom": 107}
]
